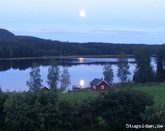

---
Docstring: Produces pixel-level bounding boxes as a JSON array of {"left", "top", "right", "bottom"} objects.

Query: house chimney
[{"left": 101, "top": 77, "right": 103, "bottom": 80}]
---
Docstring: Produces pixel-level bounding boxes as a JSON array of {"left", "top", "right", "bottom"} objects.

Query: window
[
  {"left": 93, "top": 85, "right": 96, "bottom": 89},
  {"left": 101, "top": 85, "right": 105, "bottom": 89}
]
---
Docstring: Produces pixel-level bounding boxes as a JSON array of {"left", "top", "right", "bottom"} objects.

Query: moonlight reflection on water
[{"left": 0, "top": 57, "right": 156, "bottom": 91}]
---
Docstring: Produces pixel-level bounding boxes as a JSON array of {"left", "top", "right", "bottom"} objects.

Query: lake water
[{"left": 0, "top": 57, "right": 156, "bottom": 91}]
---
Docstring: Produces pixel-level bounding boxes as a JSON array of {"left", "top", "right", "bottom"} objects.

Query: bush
[
  {"left": 4, "top": 90, "right": 58, "bottom": 131},
  {"left": 95, "top": 89, "right": 154, "bottom": 130},
  {"left": 0, "top": 92, "right": 6, "bottom": 129},
  {"left": 145, "top": 104, "right": 165, "bottom": 125},
  {"left": 56, "top": 95, "right": 97, "bottom": 129},
  {"left": 1, "top": 89, "right": 160, "bottom": 131}
]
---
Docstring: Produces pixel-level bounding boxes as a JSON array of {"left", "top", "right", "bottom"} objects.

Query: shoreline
[{"left": 0, "top": 55, "right": 134, "bottom": 61}]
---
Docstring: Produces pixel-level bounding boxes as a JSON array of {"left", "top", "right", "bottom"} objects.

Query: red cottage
[{"left": 90, "top": 78, "right": 109, "bottom": 91}]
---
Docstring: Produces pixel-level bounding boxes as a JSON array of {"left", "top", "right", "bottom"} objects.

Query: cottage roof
[{"left": 90, "top": 78, "right": 102, "bottom": 85}]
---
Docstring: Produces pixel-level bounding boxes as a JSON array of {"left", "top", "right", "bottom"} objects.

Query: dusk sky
[{"left": 0, "top": 0, "right": 165, "bottom": 44}]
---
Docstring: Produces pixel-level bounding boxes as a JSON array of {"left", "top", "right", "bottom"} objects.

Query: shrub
[
  {"left": 0, "top": 92, "right": 6, "bottom": 129},
  {"left": 95, "top": 89, "right": 154, "bottom": 130},
  {"left": 2, "top": 89, "right": 157, "bottom": 131},
  {"left": 145, "top": 104, "right": 165, "bottom": 125},
  {"left": 4, "top": 90, "right": 58, "bottom": 131}
]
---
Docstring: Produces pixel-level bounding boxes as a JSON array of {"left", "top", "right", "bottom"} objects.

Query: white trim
[{"left": 97, "top": 80, "right": 109, "bottom": 86}]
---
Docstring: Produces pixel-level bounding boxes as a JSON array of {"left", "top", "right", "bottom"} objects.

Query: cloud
[{"left": 12, "top": 26, "right": 165, "bottom": 37}]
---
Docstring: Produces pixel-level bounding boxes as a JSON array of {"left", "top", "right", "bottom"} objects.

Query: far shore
[{"left": 0, "top": 55, "right": 134, "bottom": 61}]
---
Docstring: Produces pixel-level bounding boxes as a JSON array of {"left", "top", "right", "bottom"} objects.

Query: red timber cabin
[{"left": 90, "top": 78, "right": 109, "bottom": 91}]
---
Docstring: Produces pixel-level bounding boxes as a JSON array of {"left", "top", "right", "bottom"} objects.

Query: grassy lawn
[
  {"left": 132, "top": 83, "right": 165, "bottom": 104},
  {"left": 59, "top": 90, "right": 99, "bottom": 102},
  {"left": 60, "top": 83, "right": 165, "bottom": 105}
]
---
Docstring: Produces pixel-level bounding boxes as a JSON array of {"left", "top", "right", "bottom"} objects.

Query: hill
[
  {"left": 0, "top": 28, "right": 160, "bottom": 58},
  {"left": 0, "top": 29, "right": 15, "bottom": 40}
]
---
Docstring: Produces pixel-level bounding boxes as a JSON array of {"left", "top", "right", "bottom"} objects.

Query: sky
[{"left": 0, "top": 0, "right": 165, "bottom": 44}]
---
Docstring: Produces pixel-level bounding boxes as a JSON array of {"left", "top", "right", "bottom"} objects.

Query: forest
[{"left": 0, "top": 29, "right": 159, "bottom": 58}]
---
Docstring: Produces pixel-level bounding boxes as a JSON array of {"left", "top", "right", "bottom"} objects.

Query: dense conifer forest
[{"left": 0, "top": 29, "right": 159, "bottom": 58}]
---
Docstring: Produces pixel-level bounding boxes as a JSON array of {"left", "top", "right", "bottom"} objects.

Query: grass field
[
  {"left": 132, "top": 83, "right": 165, "bottom": 104},
  {"left": 61, "top": 83, "right": 165, "bottom": 104},
  {"left": 60, "top": 90, "right": 99, "bottom": 102}
]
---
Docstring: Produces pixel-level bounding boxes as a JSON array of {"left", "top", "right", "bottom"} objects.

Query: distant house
[{"left": 90, "top": 78, "right": 109, "bottom": 91}]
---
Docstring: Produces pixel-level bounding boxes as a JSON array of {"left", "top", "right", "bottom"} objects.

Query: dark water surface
[{"left": 0, "top": 57, "right": 155, "bottom": 91}]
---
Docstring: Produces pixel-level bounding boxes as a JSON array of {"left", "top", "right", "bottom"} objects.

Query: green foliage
[
  {"left": 60, "top": 67, "right": 71, "bottom": 91},
  {"left": 156, "top": 45, "right": 165, "bottom": 82},
  {"left": 0, "top": 85, "right": 165, "bottom": 131},
  {"left": 95, "top": 89, "right": 154, "bottom": 130},
  {"left": 0, "top": 91, "right": 6, "bottom": 129},
  {"left": 4, "top": 90, "right": 58, "bottom": 131},
  {"left": 58, "top": 91, "right": 99, "bottom": 129},
  {"left": 145, "top": 104, "right": 165, "bottom": 125},
  {"left": 56, "top": 92, "right": 98, "bottom": 129},
  {"left": 133, "top": 83, "right": 165, "bottom": 104},
  {"left": 60, "top": 90, "right": 99, "bottom": 102},
  {"left": 156, "top": 56, "right": 165, "bottom": 82},
  {"left": 103, "top": 64, "right": 113, "bottom": 84},
  {"left": 133, "top": 47, "right": 155, "bottom": 83},
  {"left": 27, "top": 63, "right": 43, "bottom": 92},
  {"left": 117, "top": 54, "right": 130, "bottom": 83},
  {"left": 47, "top": 61, "right": 60, "bottom": 89}
]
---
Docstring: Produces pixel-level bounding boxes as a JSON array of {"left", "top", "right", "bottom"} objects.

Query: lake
[{"left": 0, "top": 57, "right": 156, "bottom": 91}]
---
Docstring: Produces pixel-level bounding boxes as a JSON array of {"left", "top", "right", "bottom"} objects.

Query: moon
[
  {"left": 80, "top": 80, "right": 85, "bottom": 87},
  {"left": 80, "top": 9, "right": 86, "bottom": 17}
]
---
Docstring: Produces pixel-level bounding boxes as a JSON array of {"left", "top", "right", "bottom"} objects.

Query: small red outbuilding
[{"left": 90, "top": 78, "right": 109, "bottom": 91}]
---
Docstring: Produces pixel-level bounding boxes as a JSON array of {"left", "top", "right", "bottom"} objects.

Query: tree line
[
  {"left": 26, "top": 63, "right": 71, "bottom": 92},
  {"left": 25, "top": 44, "right": 165, "bottom": 93},
  {"left": 133, "top": 45, "right": 165, "bottom": 83},
  {"left": 0, "top": 35, "right": 159, "bottom": 58},
  {"left": 103, "top": 45, "right": 165, "bottom": 84}
]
